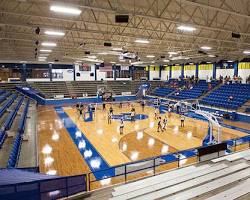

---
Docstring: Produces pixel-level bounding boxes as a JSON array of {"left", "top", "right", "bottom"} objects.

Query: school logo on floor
[{"left": 112, "top": 113, "right": 148, "bottom": 121}]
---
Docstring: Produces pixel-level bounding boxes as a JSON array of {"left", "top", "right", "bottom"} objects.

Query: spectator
[{"left": 228, "top": 95, "right": 234, "bottom": 101}]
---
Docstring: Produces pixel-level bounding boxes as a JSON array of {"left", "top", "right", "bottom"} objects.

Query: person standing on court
[
  {"left": 157, "top": 117, "right": 163, "bottom": 132},
  {"left": 141, "top": 100, "right": 145, "bottom": 112},
  {"left": 131, "top": 111, "right": 135, "bottom": 122},
  {"left": 180, "top": 114, "right": 185, "bottom": 127},
  {"left": 119, "top": 118, "right": 124, "bottom": 135},
  {"left": 109, "top": 105, "right": 114, "bottom": 115},
  {"left": 163, "top": 116, "right": 168, "bottom": 130},
  {"left": 78, "top": 103, "right": 84, "bottom": 120},
  {"left": 107, "top": 112, "right": 112, "bottom": 124},
  {"left": 154, "top": 107, "right": 158, "bottom": 119}
]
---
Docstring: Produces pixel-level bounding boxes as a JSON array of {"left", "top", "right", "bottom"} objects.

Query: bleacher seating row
[
  {"left": 7, "top": 99, "right": 30, "bottom": 168},
  {"left": 3, "top": 97, "right": 24, "bottom": 130},
  {"left": 201, "top": 83, "right": 250, "bottom": 110},
  {"left": 0, "top": 91, "right": 11, "bottom": 104},
  {"left": 169, "top": 80, "right": 218, "bottom": 100},
  {"left": 0, "top": 94, "right": 17, "bottom": 118},
  {"left": 27, "top": 80, "right": 163, "bottom": 98},
  {"left": 0, "top": 95, "right": 23, "bottom": 149},
  {"left": 153, "top": 87, "right": 175, "bottom": 97}
]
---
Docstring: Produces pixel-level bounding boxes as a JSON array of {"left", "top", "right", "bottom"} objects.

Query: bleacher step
[
  {"left": 205, "top": 178, "right": 250, "bottom": 200},
  {"left": 111, "top": 163, "right": 228, "bottom": 200},
  {"left": 120, "top": 163, "right": 249, "bottom": 200},
  {"left": 163, "top": 168, "right": 250, "bottom": 200}
]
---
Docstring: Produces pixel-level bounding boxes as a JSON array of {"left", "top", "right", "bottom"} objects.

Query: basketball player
[
  {"left": 131, "top": 111, "right": 135, "bottom": 122},
  {"left": 180, "top": 114, "right": 185, "bottom": 127},
  {"left": 141, "top": 100, "right": 145, "bottom": 112},
  {"left": 154, "top": 107, "right": 158, "bottom": 119},
  {"left": 102, "top": 102, "right": 106, "bottom": 111},
  {"left": 109, "top": 105, "right": 114, "bottom": 115},
  {"left": 76, "top": 103, "right": 80, "bottom": 115},
  {"left": 107, "top": 112, "right": 112, "bottom": 124},
  {"left": 163, "top": 116, "right": 168, "bottom": 130},
  {"left": 168, "top": 106, "right": 172, "bottom": 118},
  {"left": 157, "top": 117, "right": 163, "bottom": 132},
  {"left": 78, "top": 104, "right": 84, "bottom": 120},
  {"left": 119, "top": 118, "right": 124, "bottom": 135},
  {"left": 131, "top": 105, "right": 135, "bottom": 113}
]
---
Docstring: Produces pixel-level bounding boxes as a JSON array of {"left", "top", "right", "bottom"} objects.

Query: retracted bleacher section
[
  {"left": 201, "top": 83, "right": 250, "bottom": 110},
  {"left": 7, "top": 99, "right": 30, "bottom": 168}
]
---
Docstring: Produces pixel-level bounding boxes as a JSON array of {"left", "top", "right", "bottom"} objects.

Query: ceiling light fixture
[
  {"left": 146, "top": 55, "right": 155, "bottom": 58},
  {"left": 87, "top": 55, "right": 97, "bottom": 59},
  {"left": 135, "top": 39, "right": 149, "bottom": 44},
  {"left": 50, "top": 5, "right": 82, "bottom": 15},
  {"left": 208, "top": 54, "right": 215, "bottom": 57},
  {"left": 168, "top": 52, "right": 178, "bottom": 55},
  {"left": 243, "top": 50, "right": 250, "bottom": 54},
  {"left": 177, "top": 25, "right": 196, "bottom": 32},
  {"left": 201, "top": 46, "right": 212, "bottom": 50},
  {"left": 112, "top": 47, "right": 123, "bottom": 51},
  {"left": 40, "top": 49, "right": 52, "bottom": 52},
  {"left": 44, "top": 31, "right": 65, "bottom": 36},
  {"left": 227, "top": 60, "right": 234, "bottom": 62},
  {"left": 41, "top": 42, "right": 57, "bottom": 47},
  {"left": 163, "top": 59, "right": 170, "bottom": 62}
]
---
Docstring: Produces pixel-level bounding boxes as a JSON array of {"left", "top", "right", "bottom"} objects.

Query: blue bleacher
[
  {"left": 0, "top": 91, "right": 11, "bottom": 104},
  {"left": 201, "top": 83, "right": 250, "bottom": 110},
  {"left": 169, "top": 80, "right": 218, "bottom": 100},
  {"left": 0, "top": 95, "right": 24, "bottom": 149},
  {"left": 7, "top": 99, "right": 30, "bottom": 168},
  {"left": 153, "top": 87, "right": 175, "bottom": 97},
  {"left": 0, "top": 94, "right": 17, "bottom": 118}
]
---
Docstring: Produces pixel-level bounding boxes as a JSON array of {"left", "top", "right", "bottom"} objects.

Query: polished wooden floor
[{"left": 38, "top": 103, "right": 249, "bottom": 183}]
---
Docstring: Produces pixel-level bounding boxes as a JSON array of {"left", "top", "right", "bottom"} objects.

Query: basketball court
[{"left": 37, "top": 100, "right": 249, "bottom": 186}]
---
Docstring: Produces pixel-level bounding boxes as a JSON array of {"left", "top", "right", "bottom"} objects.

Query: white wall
[
  {"left": 96, "top": 70, "right": 115, "bottom": 80},
  {"left": 52, "top": 69, "right": 74, "bottom": 81},
  {"left": 75, "top": 64, "right": 95, "bottom": 81},
  {"left": 238, "top": 69, "right": 250, "bottom": 83},
  {"left": 199, "top": 70, "right": 213, "bottom": 80},
  {"left": 184, "top": 70, "right": 196, "bottom": 77},
  {"left": 216, "top": 69, "right": 234, "bottom": 79},
  {"left": 171, "top": 70, "right": 181, "bottom": 79},
  {"left": 150, "top": 70, "right": 160, "bottom": 80},
  {"left": 161, "top": 70, "right": 169, "bottom": 81}
]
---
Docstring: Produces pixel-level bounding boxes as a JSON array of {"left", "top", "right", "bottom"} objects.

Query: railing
[{"left": 87, "top": 135, "right": 250, "bottom": 191}]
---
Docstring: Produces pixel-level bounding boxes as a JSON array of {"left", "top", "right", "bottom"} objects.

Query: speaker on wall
[
  {"left": 232, "top": 32, "right": 241, "bottom": 38},
  {"left": 104, "top": 42, "right": 112, "bottom": 47},
  {"left": 115, "top": 15, "right": 129, "bottom": 23},
  {"left": 76, "top": 72, "right": 80, "bottom": 77},
  {"left": 90, "top": 72, "right": 94, "bottom": 76}
]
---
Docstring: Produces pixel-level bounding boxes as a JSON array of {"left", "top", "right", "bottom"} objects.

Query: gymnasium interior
[{"left": 0, "top": 0, "right": 250, "bottom": 199}]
